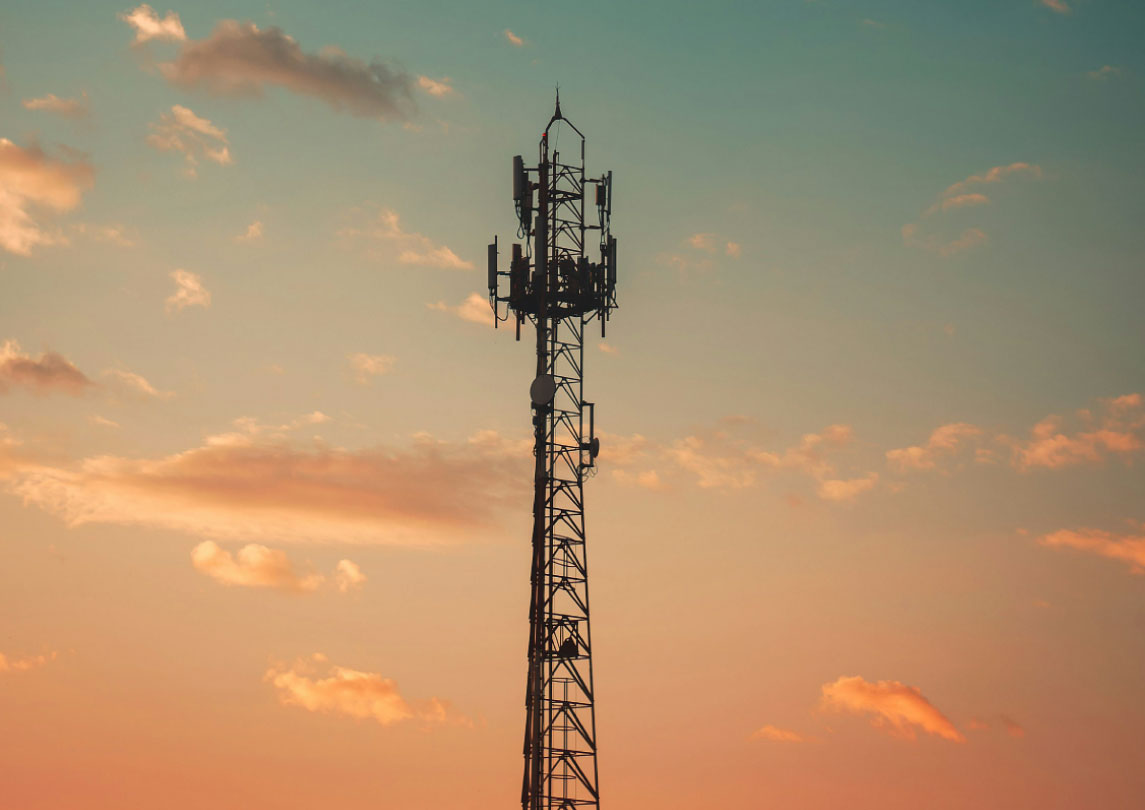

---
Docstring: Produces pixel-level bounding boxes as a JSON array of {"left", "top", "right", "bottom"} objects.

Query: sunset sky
[{"left": 2, "top": 1, "right": 1144, "bottom": 807}]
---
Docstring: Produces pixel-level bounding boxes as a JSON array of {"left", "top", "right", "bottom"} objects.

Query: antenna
[{"left": 487, "top": 95, "right": 617, "bottom": 810}]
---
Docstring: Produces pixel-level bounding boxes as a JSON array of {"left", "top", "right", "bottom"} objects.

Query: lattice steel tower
[{"left": 487, "top": 94, "right": 617, "bottom": 810}]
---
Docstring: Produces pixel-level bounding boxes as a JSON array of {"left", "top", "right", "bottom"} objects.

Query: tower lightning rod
[{"left": 487, "top": 93, "right": 618, "bottom": 810}]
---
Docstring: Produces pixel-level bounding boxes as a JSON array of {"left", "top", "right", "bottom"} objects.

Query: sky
[{"left": 1, "top": 1, "right": 1144, "bottom": 807}]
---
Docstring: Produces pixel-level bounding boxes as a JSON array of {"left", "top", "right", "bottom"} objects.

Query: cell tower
[{"left": 487, "top": 93, "right": 617, "bottom": 810}]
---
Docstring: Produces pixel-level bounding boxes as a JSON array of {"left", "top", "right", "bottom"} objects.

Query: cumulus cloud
[
  {"left": 427, "top": 293, "right": 494, "bottom": 327},
  {"left": 192, "top": 540, "right": 326, "bottom": 592},
  {"left": 147, "top": 105, "right": 232, "bottom": 174},
  {"left": 153, "top": 20, "right": 414, "bottom": 121},
  {"left": 120, "top": 4, "right": 186, "bottom": 43},
  {"left": 750, "top": 725, "right": 811, "bottom": 743},
  {"left": 265, "top": 654, "right": 468, "bottom": 727},
  {"left": 0, "top": 339, "right": 92, "bottom": 395},
  {"left": 1039, "top": 527, "right": 1145, "bottom": 574},
  {"left": 0, "top": 651, "right": 57, "bottom": 673},
  {"left": 349, "top": 352, "right": 396, "bottom": 383},
  {"left": 166, "top": 269, "right": 211, "bottom": 313},
  {"left": 886, "top": 422, "right": 982, "bottom": 471},
  {"left": 341, "top": 208, "right": 472, "bottom": 269},
  {"left": 22, "top": 92, "right": 90, "bottom": 119},
  {"left": 821, "top": 675, "right": 965, "bottom": 742},
  {"left": 0, "top": 138, "right": 94, "bottom": 255},
  {"left": 1004, "top": 394, "right": 1143, "bottom": 470},
  {"left": 504, "top": 29, "right": 525, "bottom": 47},
  {"left": 3, "top": 428, "right": 526, "bottom": 546}
]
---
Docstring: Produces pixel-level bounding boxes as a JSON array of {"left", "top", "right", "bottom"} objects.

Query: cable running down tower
[{"left": 487, "top": 94, "right": 617, "bottom": 810}]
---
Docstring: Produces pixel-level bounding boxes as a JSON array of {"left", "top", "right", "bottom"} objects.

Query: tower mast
[{"left": 488, "top": 95, "right": 617, "bottom": 810}]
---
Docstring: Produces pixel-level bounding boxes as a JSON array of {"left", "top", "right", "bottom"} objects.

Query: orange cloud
[
  {"left": 166, "top": 269, "right": 211, "bottom": 313},
  {"left": 942, "top": 163, "right": 1043, "bottom": 198},
  {"left": 0, "top": 339, "right": 92, "bottom": 395},
  {"left": 1039, "top": 527, "right": 1145, "bottom": 574},
  {"left": 417, "top": 76, "right": 455, "bottom": 97},
  {"left": 886, "top": 422, "right": 982, "bottom": 471},
  {"left": 147, "top": 105, "right": 232, "bottom": 174},
  {"left": 1005, "top": 395, "right": 1143, "bottom": 470},
  {"left": 5, "top": 429, "right": 525, "bottom": 545},
  {"left": 750, "top": 724, "right": 811, "bottom": 743},
  {"left": 0, "top": 138, "right": 94, "bottom": 255},
  {"left": 119, "top": 4, "right": 186, "bottom": 43},
  {"left": 348, "top": 352, "right": 396, "bottom": 383},
  {"left": 504, "top": 29, "right": 525, "bottom": 47},
  {"left": 821, "top": 675, "right": 965, "bottom": 742},
  {"left": 0, "top": 651, "right": 57, "bottom": 673},
  {"left": 103, "top": 368, "right": 173, "bottom": 399},
  {"left": 266, "top": 654, "right": 467, "bottom": 727},
  {"left": 334, "top": 559, "right": 367, "bottom": 592},
  {"left": 342, "top": 208, "right": 472, "bottom": 270},
  {"left": 904, "top": 162, "right": 1040, "bottom": 258},
  {"left": 155, "top": 20, "right": 414, "bottom": 121},
  {"left": 1040, "top": 0, "right": 1070, "bottom": 14},
  {"left": 427, "top": 293, "right": 493, "bottom": 326},
  {"left": 191, "top": 541, "right": 327, "bottom": 592},
  {"left": 816, "top": 472, "right": 878, "bottom": 502},
  {"left": 22, "top": 92, "right": 90, "bottom": 119}
]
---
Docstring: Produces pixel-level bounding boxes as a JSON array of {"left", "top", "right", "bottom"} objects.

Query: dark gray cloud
[{"left": 158, "top": 20, "right": 415, "bottom": 121}]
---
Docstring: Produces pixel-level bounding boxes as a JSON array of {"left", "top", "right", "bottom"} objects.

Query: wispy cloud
[
  {"left": 165, "top": 269, "right": 211, "bottom": 313},
  {"left": 821, "top": 675, "right": 965, "bottom": 742},
  {"left": 22, "top": 92, "right": 90, "bottom": 119},
  {"left": 504, "top": 29, "right": 525, "bottom": 47},
  {"left": 235, "top": 220, "right": 263, "bottom": 242},
  {"left": 0, "top": 138, "right": 94, "bottom": 256},
  {"left": 427, "top": 293, "right": 494, "bottom": 326},
  {"left": 1086, "top": 65, "right": 1122, "bottom": 80},
  {"left": 334, "top": 559, "right": 367, "bottom": 592},
  {"left": 103, "top": 368, "right": 173, "bottom": 399},
  {"left": 750, "top": 724, "right": 813, "bottom": 743},
  {"left": 147, "top": 105, "right": 232, "bottom": 175},
  {"left": 1039, "top": 0, "right": 1071, "bottom": 14},
  {"left": 417, "top": 76, "right": 455, "bottom": 97},
  {"left": 147, "top": 19, "right": 415, "bottom": 121},
  {"left": 1039, "top": 526, "right": 1145, "bottom": 574},
  {"left": 119, "top": 4, "right": 186, "bottom": 43},
  {"left": 3, "top": 427, "right": 526, "bottom": 545},
  {"left": 348, "top": 352, "right": 396, "bottom": 383},
  {"left": 0, "top": 339, "right": 92, "bottom": 395},
  {"left": 341, "top": 208, "right": 472, "bottom": 269},
  {"left": 904, "top": 163, "right": 1041, "bottom": 257},
  {"left": 265, "top": 654, "right": 468, "bottom": 727}
]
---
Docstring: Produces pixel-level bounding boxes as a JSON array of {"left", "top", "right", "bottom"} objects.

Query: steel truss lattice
[{"left": 487, "top": 95, "right": 617, "bottom": 810}]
